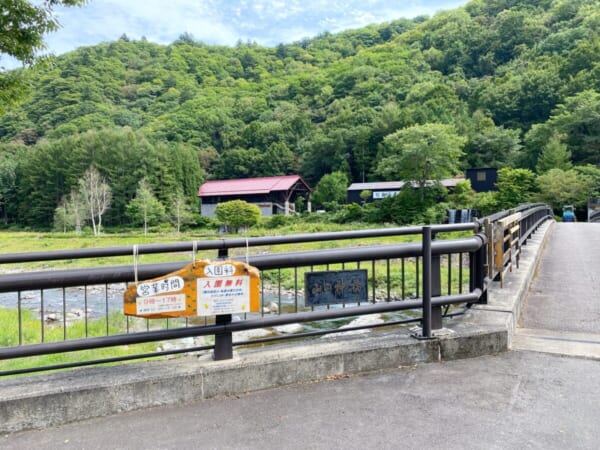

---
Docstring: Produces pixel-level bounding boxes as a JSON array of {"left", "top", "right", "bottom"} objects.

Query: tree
[
  {"left": 311, "top": 171, "right": 349, "bottom": 211},
  {"left": 463, "top": 113, "right": 522, "bottom": 168},
  {"left": 79, "top": 166, "right": 112, "bottom": 236},
  {"left": 169, "top": 190, "right": 195, "bottom": 233},
  {"left": 536, "top": 134, "right": 572, "bottom": 173},
  {"left": 214, "top": 200, "right": 261, "bottom": 233},
  {"left": 495, "top": 167, "right": 536, "bottom": 210},
  {"left": 448, "top": 180, "right": 476, "bottom": 209},
  {"left": 536, "top": 168, "right": 595, "bottom": 212},
  {"left": 524, "top": 91, "right": 600, "bottom": 167},
  {"left": 53, "top": 197, "right": 70, "bottom": 233},
  {"left": 126, "top": 179, "right": 166, "bottom": 235},
  {"left": 67, "top": 189, "right": 86, "bottom": 233},
  {"left": 359, "top": 190, "right": 372, "bottom": 204},
  {"left": 1, "top": 0, "right": 86, "bottom": 112},
  {"left": 0, "top": 156, "right": 17, "bottom": 224},
  {"left": 376, "top": 123, "right": 466, "bottom": 198},
  {"left": 53, "top": 189, "right": 86, "bottom": 233}
]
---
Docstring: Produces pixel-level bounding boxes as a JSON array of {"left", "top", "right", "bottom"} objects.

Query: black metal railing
[{"left": 0, "top": 204, "right": 553, "bottom": 375}]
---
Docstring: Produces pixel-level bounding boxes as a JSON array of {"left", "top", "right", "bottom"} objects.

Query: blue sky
[{"left": 4, "top": 1, "right": 468, "bottom": 69}]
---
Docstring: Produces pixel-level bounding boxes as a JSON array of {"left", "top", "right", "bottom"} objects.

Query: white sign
[
  {"left": 137, "top": 276, "right": 184, "bottom": 297},
  {"left": 136, "top": 294, "right": 186, "bottom": 315},
  {"left": 373, "top": 191, "right": 400, "bottom": 199},
  {"left": 197, "top": 275, "right": 250, "bottom": 316}
]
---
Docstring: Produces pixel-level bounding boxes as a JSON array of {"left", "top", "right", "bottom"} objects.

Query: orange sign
[{"left": 123, "top": 260, "right": 260, "bottom": 318}]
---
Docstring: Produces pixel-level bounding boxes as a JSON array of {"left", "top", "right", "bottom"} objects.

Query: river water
[
  {"left": 0, "top": 285, "right": 418, "bottom": 332},
  {"left": 0, "top": 284, "right": 308, "bottom": 319}
]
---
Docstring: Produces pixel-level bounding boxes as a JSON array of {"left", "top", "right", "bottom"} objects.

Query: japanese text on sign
[
  {"left": 197, "top": 275, "right": 250, "bottom": 316},
  {"left": 305, "top": 270, "right": 368, "bottom": 306},
  {"left": 137, "top": 276, "right": 184, "bottom": 297},
  {"left": 204, "top": 263, "right": 236, "bottom": 277},
  {"left": 136, "top": 294, "right": 186, "bottom": 315}
]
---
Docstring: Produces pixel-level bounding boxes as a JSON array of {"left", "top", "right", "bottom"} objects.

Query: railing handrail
[
  {"left": 482, "top": 203, "right": 548, "bottom": 222},
  {"left": 0, "top": 235, "right": 485, "bottom": 292},
  {"left": 0, "top": 223, "right": 479, "bottom": 265}
]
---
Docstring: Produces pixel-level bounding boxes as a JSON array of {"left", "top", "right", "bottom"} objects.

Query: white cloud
[{"left": 3, "top": 0, "right": 469, "bottom": 69}]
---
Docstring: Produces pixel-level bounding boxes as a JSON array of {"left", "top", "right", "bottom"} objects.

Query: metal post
[
  {"left": 476, "top": 236, "right": 488, "bottom": 304},
  {"left": 431, "top": 233, "right": 442, "bottom": 330},
  {"left": 422, "top": 226, "right": 432, "bottom": 338},
  {"left": 484, "top": 218, "right": 493, "bottom": 280},
  {"left": 213, "top": 314, "right": 233, "bottom": 360}
]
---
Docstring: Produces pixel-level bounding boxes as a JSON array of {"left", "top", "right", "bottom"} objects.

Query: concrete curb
[{"left": 0, "top": 221, "right": 553, "bottom": 434}]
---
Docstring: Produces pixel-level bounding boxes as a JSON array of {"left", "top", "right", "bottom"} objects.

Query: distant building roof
[
  {"left": 199, "top": 175, "right": 311, "bottom": 197},
  {"left": 348, "top": 178, "right": 464, "bottom": 191},
  {"left": 348, "top": 181, "right": 405, "bottom": 191}
]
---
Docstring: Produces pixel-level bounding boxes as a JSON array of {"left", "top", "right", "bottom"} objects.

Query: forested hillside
[{"left": 1, "top": 0, "right": 600, "bottom": 229}]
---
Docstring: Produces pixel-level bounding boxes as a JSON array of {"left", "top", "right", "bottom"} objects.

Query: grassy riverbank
[
  {"left": 0, "top": 222, "right": 428, "bottom": 271},
  {"left": 0, "top": 307, "right": 162, "bottom": 375}
]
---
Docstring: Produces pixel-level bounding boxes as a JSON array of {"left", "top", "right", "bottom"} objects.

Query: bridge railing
[{"left": 0, "top": 204, "right": 553, "bottom": 375}]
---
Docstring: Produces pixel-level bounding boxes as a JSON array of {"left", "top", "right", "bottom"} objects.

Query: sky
[{"left": 4, "top": 1, "right": 469, "bottom": 69}]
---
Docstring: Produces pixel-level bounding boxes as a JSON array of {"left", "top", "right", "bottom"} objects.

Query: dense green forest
[{"left": 1, "top": 0, "right": 600, "bottom": 229}]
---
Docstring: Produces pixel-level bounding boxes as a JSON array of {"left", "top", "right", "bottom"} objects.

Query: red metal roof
[{"left": 198, "top": 175, "right": 309, "bottom": 197}]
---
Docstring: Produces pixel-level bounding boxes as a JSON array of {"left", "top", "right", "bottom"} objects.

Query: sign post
[{"left": 124, "top": 260, "right": 260, "bottom": 359}]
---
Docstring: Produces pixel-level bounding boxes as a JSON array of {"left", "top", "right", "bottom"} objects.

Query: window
[{"left": 477, "top": 171, "right": 486, "bottom": 182}]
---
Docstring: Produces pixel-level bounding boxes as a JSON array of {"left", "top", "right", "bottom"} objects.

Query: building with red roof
[{"left": 198, "top": 175, "right": 312, "bottom": 217}]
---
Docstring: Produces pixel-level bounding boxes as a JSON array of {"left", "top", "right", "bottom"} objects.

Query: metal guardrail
[{"left": 0, "top": 204, "right": 553, "bottom": 375}]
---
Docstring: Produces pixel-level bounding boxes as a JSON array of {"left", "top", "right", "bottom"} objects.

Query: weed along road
[{"left": 3, "top": 350, "right": 599, "bottom": 449}]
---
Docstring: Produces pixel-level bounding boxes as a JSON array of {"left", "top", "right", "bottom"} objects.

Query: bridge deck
[{"left": 514, "top": 222, "right": 600, "bottom": 358}]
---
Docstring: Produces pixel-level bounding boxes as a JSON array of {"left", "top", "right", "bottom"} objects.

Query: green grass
[
  {"left": 0, "top": 307, "right": 166, "bottom": 375},
  {"left": 0, "top": 225, "right": 419, "bottom": 271}
]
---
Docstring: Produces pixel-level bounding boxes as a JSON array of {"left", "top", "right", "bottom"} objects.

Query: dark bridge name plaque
[{"left": 305, "top": 269, "right": 368, "bottom": 306}]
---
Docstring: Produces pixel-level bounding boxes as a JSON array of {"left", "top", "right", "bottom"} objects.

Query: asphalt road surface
[{"left": 3, "top": 350, "right": 599, "bottom": 450}]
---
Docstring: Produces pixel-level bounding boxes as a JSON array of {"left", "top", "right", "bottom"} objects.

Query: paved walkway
[
  {"left": 3, "top": 222, "right": 600, "bottom": 449},
  {"left": 2, "top": 351, "right": 598, "bottom": 449},
  {"left": 513, "top": 223, "right": 600, "bottom": 358}
]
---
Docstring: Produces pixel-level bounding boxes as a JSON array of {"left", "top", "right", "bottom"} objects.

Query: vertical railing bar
[
  {"left": 278, "top": 268, "right": 282, "bottom": 315},
  {"left": 40, "top": 289, "right": 45, "bottom": 343},
  {"left": 62, "top": 287, "right": 67, "bottom": 341},
  {"left": 105, "top": 284, "right": 109, "bottom": 336},
  {"left": 386, "top": 259, "right": 391, "bottom": 302},
  {"left": 401, "top": 258, "right": 406, "bottom": 300},
  {"left": 447, "top": 253, "right": 452, "bottom": 296},
  {"left": 294, "top": 267, "right": 298, "bottom": 313},
  {"left": 124, "top": 282, "right": 129, "bottom": 334},
  {"left": 310, "top": 265, "right": 314, "bottom": 312},
  {"left": 459, "top": 252, "right": 464, "bottom": 294},
  {"left": 261, "top": 276, "right": 265, "bottom": 317},
  {"left": 18, "top": 291, "right": 23, "bottom": 346},
  {"left": 84, "top": 285, "right": 89, "bottom": 337},
  {"left": 422, "top": 226, "right": 432, "bottom": 338},
  {"left": 371, "top": 259, "right": 376, "bottom": 303},
  {"left": 416, "top": 257, "right": 420, "bottom": 299}
]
